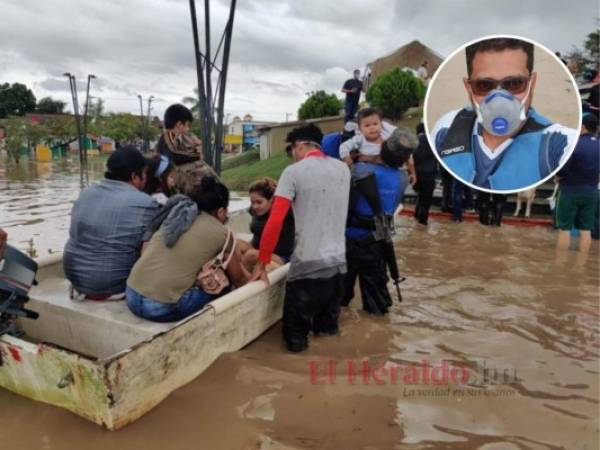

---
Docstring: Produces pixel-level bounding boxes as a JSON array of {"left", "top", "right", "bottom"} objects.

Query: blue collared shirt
[
  {"left": 558, "top": 133, "right": 600, "bottom": 195},
  {"left": 63, "top": 179, "right": 159, "bottom": 295}
]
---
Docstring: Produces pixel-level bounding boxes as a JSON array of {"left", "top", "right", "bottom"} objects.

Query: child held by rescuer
[{"left": 339, "top": 108, "right": 396, "bottom": 165}]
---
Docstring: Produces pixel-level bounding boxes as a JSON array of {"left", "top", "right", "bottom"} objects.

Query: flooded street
[
  {"left": 0, "top": 156, "right": 249, "bottom": 255},
  {"left": 1, "top": 156, "right": 599, "bottom": 449}
]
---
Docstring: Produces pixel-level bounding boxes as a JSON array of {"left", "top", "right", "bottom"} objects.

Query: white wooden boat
[{"left": 0, "top": 211, "right": 288, "bottom": 430}]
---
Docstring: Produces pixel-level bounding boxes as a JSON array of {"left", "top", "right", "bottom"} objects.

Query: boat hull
[{"left": 0, "top": 211, "right": 287, "bottom": 429}]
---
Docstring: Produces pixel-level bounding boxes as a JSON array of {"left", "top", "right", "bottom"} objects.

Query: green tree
[
  {"left": 366, "top": 68, "right": 425, "bottom": 120},
  {"left": 566, "top": 29, "right": 600, "bottom": 80},
  {"left": 298, "top": 90, "right": 343, "bottom": 120},
  {"left": 4, "top": 116, "right": 27, "bottom": 163},
  {"left": 36, "top": 96, "right": 66, "bottom": 114},
  {"left": 584, "top": 30, "right": 599, "bottom": 66},
  {"left": 96, "top": 113, "right": 143, "bottom": 144},
  {"left": 45, "top": 115, "right": 76, "bottom": 144},
  {"left": 25, "top": 122, "right": 48, "bottom": 150},
  {"left": 182, "top": 88, "right": 200, "bottom": 114},
  {"left": 0, "top": 83, "right": 36, "bottom": 118}
]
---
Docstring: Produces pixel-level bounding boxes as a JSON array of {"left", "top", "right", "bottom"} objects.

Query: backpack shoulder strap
[{"left": 440, "top": 108, "right": 477, "bottom": 156}]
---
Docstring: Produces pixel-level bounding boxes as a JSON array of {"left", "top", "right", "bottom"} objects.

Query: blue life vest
[
  {"left": 346, "top": 162, "right": 402, "bottom": 240},
  {"left": 321, "top": 132, "right": 342, "bottom": 159},
  {"left": 439, "top": 108, "right": 555, "bottom": 191}
]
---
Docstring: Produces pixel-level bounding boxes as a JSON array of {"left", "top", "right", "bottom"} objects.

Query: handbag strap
[{"left": 218, "top": 228, "right": 236, "bottom": 269}]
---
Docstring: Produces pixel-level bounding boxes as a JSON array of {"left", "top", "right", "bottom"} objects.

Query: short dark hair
[
  {"left": 285, "top": 124, "right": 324, "bottom": 148},
  {"left": 582, "top": 113, "right": 599, "bottom": 133},
  {"left": 105, "top": 145, "right": 147, "bottom": 182},
  {"left": 416, "top": 122, "right": 425, "bottom": 135},
  {"left": 164, "top": 104, "right": 193, "bottom": 129},
  {"left": 466, "top": 38, "right": 534, "bottom": 77},
  {"left": 189, "top": 175, "right": 230, "bottom": 212},
  {"left": 357, "top": 108, "right": 382, "bottom": 125}
]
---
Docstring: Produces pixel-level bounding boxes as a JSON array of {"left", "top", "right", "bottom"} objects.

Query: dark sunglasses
[{"left": 467, "top": 76, "right": 531, "bottom": 96}]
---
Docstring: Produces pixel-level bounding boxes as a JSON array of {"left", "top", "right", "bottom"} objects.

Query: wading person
[
  {"left": 341, "top": 69, "right": 363, "bottom": 123},
  {"left": 412, "top": 123, "right": 438, "bottom": 225},
  {"left": 252, "top": 124, "right": 350, "bottom": 352},
  {"left": 343, "top": 128, "right": 417, "bottom": 314},
  {"left": 431, "top": 37, "right": 578, "bottom": 191},
  {"left": 64, "top": 147, "right": 159, "bottom": 300},
  {"left": 555, "top": 113, "right": 600, "bottom": 253}
]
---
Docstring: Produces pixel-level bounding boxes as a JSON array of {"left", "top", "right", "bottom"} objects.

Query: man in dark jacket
[{"left": 413, "top": 123, "right": 438, "bottom": 225}]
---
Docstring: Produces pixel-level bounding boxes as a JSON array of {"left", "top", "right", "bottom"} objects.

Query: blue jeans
[
  {"left": 344, "top": 98, "right": 359, "bottom": 123},
  {"left": 126, "top": 286, "right": 216, "bottom": 322}
]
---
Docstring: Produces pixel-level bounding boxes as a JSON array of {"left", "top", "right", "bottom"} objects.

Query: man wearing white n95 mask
[{"left": 431, "top": 37, "right": 578, "bottom": 192}]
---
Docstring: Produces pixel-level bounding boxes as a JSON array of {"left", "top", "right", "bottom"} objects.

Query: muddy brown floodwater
[{"left": 1, "top": 156, "right": 599, "bottom": 449}]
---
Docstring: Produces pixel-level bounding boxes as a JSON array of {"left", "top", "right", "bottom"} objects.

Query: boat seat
[{"left": 28, "top": 272, "right": 177, "bottom": 335}]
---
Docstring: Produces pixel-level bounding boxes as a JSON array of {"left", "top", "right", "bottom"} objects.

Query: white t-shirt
[
  {"left": 275, "top": 155, "right": 350, "bottom": 281},
  {"left": 339, "top": 121, "right": 397, "bottom": 159}
]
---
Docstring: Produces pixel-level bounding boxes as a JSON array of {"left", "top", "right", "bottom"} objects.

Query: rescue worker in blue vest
[
  {"left": 342, "top": 128, "right": 417, "bottom": 315},
  {"left": 431, "top": 37, "right": 578, "bottom": 192},
  {"left": 321, "top": 121, "right": 358, "bottom": 159}
]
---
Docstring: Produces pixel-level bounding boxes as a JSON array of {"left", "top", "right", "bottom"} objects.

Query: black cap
[{"left": 105, "top": 145, "right": 146, "bottom": 182}]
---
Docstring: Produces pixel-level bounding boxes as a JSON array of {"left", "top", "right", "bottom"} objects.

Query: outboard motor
[{"left": 0, "top": 245, "right": 39, "bottom": 337}]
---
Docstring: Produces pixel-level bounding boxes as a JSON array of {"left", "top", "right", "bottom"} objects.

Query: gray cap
[{"left": 386, "top": 127, "right": 418, "bottom": 151}]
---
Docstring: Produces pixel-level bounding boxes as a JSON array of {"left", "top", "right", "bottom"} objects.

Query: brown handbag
[{"left": 196, "top": 228, "right": 236, "bottom": 295}]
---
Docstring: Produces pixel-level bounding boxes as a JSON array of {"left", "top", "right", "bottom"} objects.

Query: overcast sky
[{"left": 0, "top": 0, "right": 596, "bottom": 122}]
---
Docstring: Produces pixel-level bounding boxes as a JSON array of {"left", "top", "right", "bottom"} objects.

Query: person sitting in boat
[
  {"left": 64, "top": 146, "right": 160, "bottom": 301},
  {"left": 126, "top": 176, "right": 250, "bottom": 322},
  {"left": 238, "top": 177, "right": 295, "bottom": 271},
  {"left": 144, "top": 154, "right": 176, "bottom": 205}
]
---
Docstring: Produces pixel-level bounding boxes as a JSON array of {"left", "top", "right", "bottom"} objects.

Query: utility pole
[
  {"left": 189, "top": 0, "right": 236, "bottom": 175},
  {"left": 285, "top": 112, "right": 292, "bottom": 122},
  {"left": 145, "top": 95, "right": 154, "bottom": 152},
  {"left": 82, "top": 74, "right": 96, "bottom": 185},
  {"left": 64, "top": 73, "right": 86, "bottom": 189},
  {"left": 137, "top": 94, "right": 145, "bottom": 150}
]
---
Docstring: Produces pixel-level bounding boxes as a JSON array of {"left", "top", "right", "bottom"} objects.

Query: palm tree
[{"left": 182, "top": 89, "right": 200, "bottom": 114}]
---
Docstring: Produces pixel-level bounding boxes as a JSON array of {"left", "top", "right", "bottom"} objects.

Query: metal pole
[
  {"left": 146, "top": 96, "right": 154, "bottom": 152},
  {"left": 83, "top": 74, "right": 95, "bottom": 185},
  {"left": 189, "top": 0, "right": 211, "bottom": 166},
  {"left": 137, "top": 95, "right": 145, "bottom": 150},
  {"left": 65, "top": 73, "right": 85, "bottom": 188},
  {"left": 213, "top": 0, "right": 236, "bottom": 175},
  {"left": 204, "top": 0, "right": 214, "bottom": 167},
  {"left": 71, "top": 76, "right": 85, "bottom": 185}
]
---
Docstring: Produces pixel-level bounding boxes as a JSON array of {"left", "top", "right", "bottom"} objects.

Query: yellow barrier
[{"left": 35, "top": 144, "right": 52, "bottom": 162}]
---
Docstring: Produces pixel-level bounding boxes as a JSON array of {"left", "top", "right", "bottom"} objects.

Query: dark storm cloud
[{"left": 0, "top": 0, "right": 596, "bottom": 117}]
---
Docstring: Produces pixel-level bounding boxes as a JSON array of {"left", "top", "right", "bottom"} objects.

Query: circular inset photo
[{"left": 424, "top": 35, "right": 581, "bottom": 193}]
